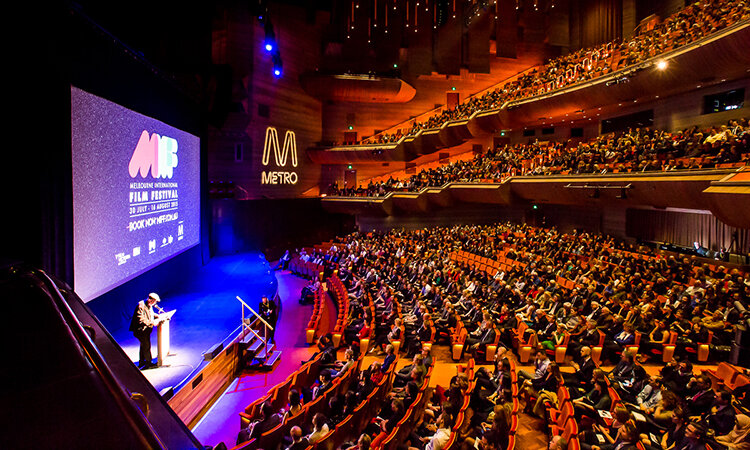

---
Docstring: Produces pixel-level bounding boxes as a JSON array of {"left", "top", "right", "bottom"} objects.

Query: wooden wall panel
[
  {"left": 652, "top": 79, "right": 750, "bottom": 132},
  {"left": 495, "top": 0, "right": 518, "bottom": 58},
  {"left": 621, "top": 0, "right": 636, "bottom": 40},
  {"left": 434, "top": 15, "right": 462, "bottom": 75},
  {"left": 467, "top": 13, "right": 492, "bottom": 73},
  {"left": 168, "top": 340, "right": 240, "bottom": 429},
  {"left": 207, "top": 4, "right": 324, "bottom": 199}
]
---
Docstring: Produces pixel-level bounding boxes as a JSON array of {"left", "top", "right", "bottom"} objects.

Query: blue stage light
[
  {"left": 273, "top": 68, "right": 282, "bottom": 77},
  {"left": 265, "top": 42, "right": 274, "bottom": 52}
]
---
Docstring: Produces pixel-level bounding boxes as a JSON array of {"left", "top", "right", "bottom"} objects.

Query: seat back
[{"left": 562, "top": 418, "right": 578, "bottom": 442}]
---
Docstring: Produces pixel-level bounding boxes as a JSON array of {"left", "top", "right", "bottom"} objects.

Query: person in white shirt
[
  {"left": 410, "top": 412, "right": 453, "bottom": 450},
  {"left": 307, "top": 413, "right": 330, "bottom": 444},
  {"left": 634, "top": 376, "right": 662, "bottom": 411}
]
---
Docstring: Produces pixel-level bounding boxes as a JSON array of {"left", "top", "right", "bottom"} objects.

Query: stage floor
[
  {"left": 190, "top": 270, "right": 331, "bottom": 447},
  {"left": 110, "top": 252, "right": 278, "bottom": 393}
]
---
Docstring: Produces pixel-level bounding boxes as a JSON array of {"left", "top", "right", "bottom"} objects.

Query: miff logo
[{"left": 128, "top": 130, "right": 179, "bottom": 178}]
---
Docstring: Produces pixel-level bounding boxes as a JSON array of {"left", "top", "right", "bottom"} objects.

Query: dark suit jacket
[
  {"left": 577, "top": 357, "right": 595, "bottom": 383},
  {"left": 706, "top": 404, "right": 735, "bottom": 435},
  {"left": 479, "top": 328, "right": 497, "bottom": 346},
  {"left": 418, "top": 325, "right": 432, "bottom": 342},
  {"left": 286, "top": 438, "right": 310, "bottom": 450},
  {"left": 129, "top": 300, "right": 155, "bottom": 333},
  {"left": 687, "top": 389, "right": 716, "bottom": 416}
]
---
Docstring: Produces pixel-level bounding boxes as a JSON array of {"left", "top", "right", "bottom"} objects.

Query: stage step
[
  {"left": 247, "top": 338, "right": 266, "bottom": 354},
  {"left": 255, "top": 342, "right": 276, "bottom": 360},
  {"left": 263, "top": 350, "right": 282, "bottom": 369}
]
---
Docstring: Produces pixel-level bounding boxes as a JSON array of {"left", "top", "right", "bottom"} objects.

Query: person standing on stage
[
  {"left": 259, "top": 295, "right": 278, "bottom": 343},
  {"left": 129, "top": 293, "right": 162, "bottom": 369}
]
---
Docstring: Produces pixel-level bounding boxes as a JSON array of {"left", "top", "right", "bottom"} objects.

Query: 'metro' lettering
[{"left": 261, "top": 171, "right": 298, "bottom": 184}]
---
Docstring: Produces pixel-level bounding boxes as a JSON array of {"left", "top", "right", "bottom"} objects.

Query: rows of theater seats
[
  {"left": 305, "top": 285, "right": 327, "bottom": 344},
  {"left": 241, "top": 223, "right": 747, "bottom": 449},
  {"left": 231, "top": 272, "right": 400, "bottom": 450},
  {"left": 231, "top": 264, "right": 441, "bottom": 450},
  {"left": 330, "top": 122, "right": 750, "bottom": 197},
  {"left": 369, "top": 361, "right": 435, "bottom": 450},
  {"left": 447, "top": 247, "right": 717, "bottom": 364},
  {"left": 232, "top": 352, "right": 382, "bottom": 450},
  {"left": 345, "top": 0, "right": 749, "bottom": 146}
]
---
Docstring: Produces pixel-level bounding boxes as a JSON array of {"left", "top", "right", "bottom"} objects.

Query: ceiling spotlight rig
[
  {"left": 254, "top": 1, "right": 283, "bottom": 78},
  {"left": 564, "top": 183, "right": 633, "bottom": 199}
]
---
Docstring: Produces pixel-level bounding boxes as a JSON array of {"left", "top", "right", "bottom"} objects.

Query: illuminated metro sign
[{"left": 261, "top": 127, "right": 298, "bottom": 185}]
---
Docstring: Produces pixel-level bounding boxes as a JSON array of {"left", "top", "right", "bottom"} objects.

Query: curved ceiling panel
[{"left": 299, "top": 73, "right": 417, "bottom": 103}]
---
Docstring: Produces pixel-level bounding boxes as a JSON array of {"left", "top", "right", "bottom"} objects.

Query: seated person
[
  {"left": 285, "top": 426, "right": 309, "bottom": 450},
  {"left": 307, "top": 412, "right": 330, "bottom": 444},
  {"left": 281, "top": 389, "right": 303, "bottom": 423},
  {"left": 394, "top": 354, "right": 426, "bottom": 388},
  {"left": 695, "top": 390, "right": 736, "bottom": 437},
  {"left": 573, "top": 379, "right": 612, "bottom": 419},
  {"left": 518, "top": 349, "right": 551, "bottom": 384},
  {"left": 340, "top": 433, "right": 372, "bottom": 450},
  {"left": 603, "top": 323, "right": 636, "bottom": 363},
  {"left": 590, "top": 422, "right": 640, "bottom": 450},
  {"left": 406, "top": 314, "right": 433, "bottom": 358},
  {"left": 462, "top": 314, "right": 497, "bottom": 359},
  {"left": 381, "top": 345, "right": 396, "bottom": 373},
  {"left": 563, "top": 346, "right": 596, "bottom": 396},
  {"left": 371, "top": 319, "right": 402, "bottom": 354},
  {"left": 330, "top": 348, "right": 356, "bottom": 378},
  {"left": 685, "top": 374, "right": 716, "bottom": 417},
  {"left": 236, "top": 401, "right": 282, "bottom": 445},
  {"left": 372, "top": 399, "right": 405, "bottom": 435},
  {"left": 713, "top": 414, "right": 750, "bottom": 450}
]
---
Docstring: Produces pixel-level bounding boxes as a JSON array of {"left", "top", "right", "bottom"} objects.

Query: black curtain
[
  {"left": 578, "top": 0, "right": 623, "bottom": 48},
  {"left": 626, "top": 208, "right": 750, "bottom": 254}
]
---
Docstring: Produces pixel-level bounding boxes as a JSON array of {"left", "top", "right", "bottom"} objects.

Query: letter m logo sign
[{"left": 262, "top": 127, "right": 298, "bottom": 167}]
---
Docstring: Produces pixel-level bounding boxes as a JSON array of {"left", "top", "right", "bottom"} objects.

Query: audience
[
  {"left": 338, "top": 0, "right": 750, "bottom": 147},
  {"left": 330, "top": 121, "right": 750, "bottom": 198},
  {"left": 241, "top": 217, "right": 750, "bottom": 450}
]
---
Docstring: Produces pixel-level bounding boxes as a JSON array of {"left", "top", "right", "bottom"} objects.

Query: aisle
[{"left": 191, "top": 270, "right": 319, "bottom": 447}]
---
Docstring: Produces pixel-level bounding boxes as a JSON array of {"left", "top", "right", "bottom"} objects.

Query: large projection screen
[{"left": 71, "top": 86, "right": 200, "bottom": 301}]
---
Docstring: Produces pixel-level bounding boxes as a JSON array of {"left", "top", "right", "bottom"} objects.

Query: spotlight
[
  {"left": 263, "top": 21, "right": 276, "bottom": 53},
  {"left": 656, "top": 60, "right": 668, "bottom": 70},
  {"left": 272, "top": 52, "right": 283, "bottom": 77}
]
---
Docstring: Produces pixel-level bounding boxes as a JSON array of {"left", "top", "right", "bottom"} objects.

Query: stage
[
  {"left": 190, "top": 269, "right": 332, "bottom": 447},
  {"left": 108, "top": 252, "right": 279, "bottom": 394}
]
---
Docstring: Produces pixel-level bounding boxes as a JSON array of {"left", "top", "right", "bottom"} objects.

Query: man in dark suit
[
  {"left": 236, "top": 401, "right": 281, "bottom": 445},
  {"left": 259, "top": 295, "right": 278, "bottom": 343},
  {"left": 406, "top": 315, "right": 433, "bottom": 358},
  {"left": 685, "top": 374, "right": 716, "bottom": 417},
  {"left": 567, "top": 321, "right": 601, "bottom": 357},
  {"left": 285, "top": 426, "right": 310, "bottom": 450},
  {"left": 563, "top": 346, "right": 596, "bottom": 397},
  {"left": 464, "top": 315, "right": 496, "bottom": 359},
  {"left": 129, "top": 293, "right": 162, "bottom": 369},
  {"left": 702, "top": 390, "right": 736, "bottom": 436}
]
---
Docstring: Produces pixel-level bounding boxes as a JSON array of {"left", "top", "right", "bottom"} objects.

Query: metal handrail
[
  {"left": 36, "top": 269, "right": 168, "bottom": 449},
  {"left": 237, "top": 296, "right": 273, "bottom": 360}
]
